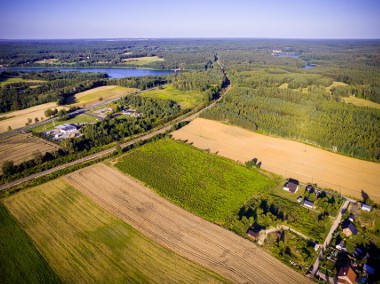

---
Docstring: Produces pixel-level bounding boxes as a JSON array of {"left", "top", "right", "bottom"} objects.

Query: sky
[{"left": 0, "top": 0, "right": 379, "bottom": 39}]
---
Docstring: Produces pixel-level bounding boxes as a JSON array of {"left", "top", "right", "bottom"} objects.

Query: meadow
[
  {"left": 115, "top": 138, "right": 277, "bottom": 223},
  {"left": 139, "top": 84, "right": 204, "bottom": 109},
  {"left": 3, "top": 179, "right": 229, "bottom": 283},
  {"left": 0, "top": 204, "right": 61, "bottom": 283},
  {"left": 342, "top": 95, "right": 380, "bottom": 110},
  {"left": 122, "top": 56, "right": 165, "bottom": 66},
  {"left": 0, "top": 77, "right": 45, "bottom": 88}
]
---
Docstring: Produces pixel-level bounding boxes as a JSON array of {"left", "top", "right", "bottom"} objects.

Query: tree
[
  {"left": 27, "top": 118, "right": 32, "bottom": 124},
  {"left": 7, "top": 126, "right": 12, "bottom": 132},
  {"left": 44, "top": 108, "right": 53, "bottom": 118},
  {"left": 115, "top": 142, "right": 122, "bottom": 155},
  {"left": 35, "top": 117, "right": 39, "bottom": 123},
  {"left": 57, "top": 109, "right": 67, "bottom": 118},
  {"left": 32, "top": 150, "right": 43, "bottom": 164},
  {"left": 51, "top": 108, "right": 58, "bottom": 116},
  {"left": 2, "top": 160, "right": 16, "bottom": 177}
]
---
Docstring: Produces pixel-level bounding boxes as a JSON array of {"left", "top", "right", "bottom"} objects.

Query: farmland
[
  {"left": 114, "top": 138, "right": 277, "bottom": 223},
  {"left": 0, "top": 77, "right": 45, "bottom": 87},
  {"left": 0, "top": 133, "right": 60, "bottom": 175},
  {"left": 3, "top": 179, "right": 229, "bottom": 283},
  {"left": 64, "top": 163, "right": 311, "bottom": 284},
  {"left": 0, "top": 204, "right": 61, "bottom": 283},
  {"left": 31, "top": 114, "right": 99, "bottom": 133},
  {"left": 0, "top": 102, "right": 67, "bottom": 133},
  {"left": 342, "top": 95, "right": 380, "bottom": 110},
  {"left": 67, "top": 85, "right": 138, "bottom": 107},
  {"left": 122, "top": 56, "right": 165, "bottom": 66},
  {"left": 139, "top": 84, "right": 204, "bottom": 109},
  {"left": 172, "top": 118, "right": 380, "bottom": 203}
]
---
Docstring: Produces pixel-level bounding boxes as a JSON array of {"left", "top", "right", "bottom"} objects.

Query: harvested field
[
  {"left": 0, "top": 102, "right": 66, "bottom": 133},
  {"left": 122, "top": 56, "right": 164, "bottom": 66},
  {"left": 67, "top": 85, "right": 138, "bottom": 107},
  {"left": 0, "top": 133, "right": 60, "bottom": 175},
  {"left": 172, "top": 118, "right": 380, "bottom": 203},
  {"left": 64, "top": 163, "right": 311, "bottom": 284},
  {"left": 4, "top": 179, "right": 229, "bottom": 283}
]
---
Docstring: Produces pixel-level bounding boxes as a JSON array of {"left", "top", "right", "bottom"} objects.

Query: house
[
  {"left": 246, "top": 229, "right": 261, "bottom": 241},
  {"left": 314, "top": 243, "right": 320, "bottom": 251},
  {"left": 305, "top": 185, "right": 314, "bottom": 193},
  {"left": 336, "top": 240, "right": 345, "bottom": 251},
  {"left": 56, "top": 124, "right": 77, "bottom": 134},
  {"left": 363, "top": 264, "right": 375, "bottom": 276},
  {"left": 342, "top": 220, "right": 358, "bottom": 237},
  {"left": 361, "top": 204, "right": 372, "bottom": 212},
  {"left": 283, "top": 178, "right": 299, "bottom": 194},
  {"left": 348, "top": 214, "right": 355, "bottom": 222},
  {"left": 337, "top": 266, "right": 357, "bottom": 284},
  {"left": 297, "top": 196, "right": 303, "bottom": 203},
  {"left": 304, "top": 200, "right": 314, "bottom": 209}
]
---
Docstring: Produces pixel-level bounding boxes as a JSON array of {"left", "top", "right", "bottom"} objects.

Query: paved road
[{"left": 310, "top": 199, "right": 350, "bottom": 277}]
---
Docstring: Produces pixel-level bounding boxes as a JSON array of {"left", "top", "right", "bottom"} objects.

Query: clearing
[
  {"left": 64, "top": 163, "right": 310, "bottom": 284},
  {"left": 140, "top": 84, "right": 204, "bottom": 109},
  {"left": 0, "top": 204, "right": 61, "bottom": 283},
  {"left": 325, "top": 81, "right": 347, "bottom": 93},
  {"left": 172, "top": 118, "right": 380, "bottom": 203},
  {"left": 4, "top": 179, "right": 229, "bottom": 284},
  {"left": 66, "top": 85, "right": 138, "bottom": 107},
  {"left": 0, "top": 133, "right": 60, "bottom": 175},
  {"left": 114, "top": 138, "right": 276, "bottom": 223},
  {"left": 122, "top": 56, "right": 164, "bottom": 66},
  {"left": 0, "top": 77, "right": 46, "bottom": 88},
  {"left": 342, "top": 96, "right": 380, "bottom": 110},
  {"left": 0, "top": 102, "right": 66, "bottom": 133}
]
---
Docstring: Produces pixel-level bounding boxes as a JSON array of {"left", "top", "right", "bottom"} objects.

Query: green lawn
[
  {"left": 0, "top": 204, "right": 61, "bottom": 284},
  {"left": 31, "top": 114, "right": 99, "bottom": 133},
  {"left": 140, "top": 84, "right": 205, "bottom": 109},
  {"left": 115, "top": 138, "right": 277, "bottom": 223}
]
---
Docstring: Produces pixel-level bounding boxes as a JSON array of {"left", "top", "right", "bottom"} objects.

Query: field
[
  {"left": 31, "top": 114, "right": 99, "bottom": 133},
  {"left": 3, "top": 178, "right": 229, "bottom": 283},
  {"left": 0, "top": 133, "right": 60, "bottom": 175},
  {"left": 0, "top": 102, "right": 67, "bottom": 133},
  {"left": 172, "top": 118, "right": 380, "bottom": 203},
  {"left": 122, "top": 56, "right": 165, "bottom": 66},
  {"left": 64, "top": 163, "right": 310, "bottom": 284},
  {"left": 0, "top": 77, "right": 45, "bottom": 87},
  {"left": 0, "top": 204, "right": 61, "bottom": 283},
  {"left": 67, "top": 85, "right": 138, "bottom": 107},
  {"left": 114, "top": 138, "right": 276, "bottom": 223},
  {"left": 140, "top": 84, "right": 204, "bottom": 109},
  {"left": 343, "top": 95, "right": 380, "bottom": 110},
  {"left": 34, "top": 58, "right": 59, "bottom": 64}
]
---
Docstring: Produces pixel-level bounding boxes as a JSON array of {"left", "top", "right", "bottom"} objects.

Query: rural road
[
  {"left": 310, "top": 199, "right": 350, "bottom": 277},
  {"left": 0, "top": 60, "right": 229, "bottom": 192}
]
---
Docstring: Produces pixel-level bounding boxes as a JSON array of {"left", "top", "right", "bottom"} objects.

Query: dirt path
[
  {"left": 64, "top": 164, "right": 311, "bottom": 284},
  {"left": 171, "top": 118, "right": 380, "bottom": 203}
]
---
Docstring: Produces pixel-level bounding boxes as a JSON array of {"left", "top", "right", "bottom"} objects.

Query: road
[
  {"left": 0, "top": 60, "right": 229, "bottom": 192},
  {"left": 309, "top": 199, "right": 350, "bottom": 277}
]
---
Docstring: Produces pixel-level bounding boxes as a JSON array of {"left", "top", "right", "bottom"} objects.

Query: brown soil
[
  {"left": 64, "top": 164, "right": 311, "bottom": 284},
  {"left": 172, "top": 118, "right": 380, "bottom": 203}
]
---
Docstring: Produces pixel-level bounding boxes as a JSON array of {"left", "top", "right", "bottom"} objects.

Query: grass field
[
  {"left": 34, "top": 58, "right": 59, "bottom": 64},
  {"left": 31, "top": 114, "right": 99, "bottom": 133},
  {"left": 122, "top": 56, "right": 165, "bottom": 66},
  {"left": 325, "top": 81, "right": 348, "bottom": 93},
  {"left": 0, "top": 133, "right": 60, "bottom": 175},
  {"left": 140, "top": 84, "right": 204, "bottom": 109},
  {"left": 0, "top": 102, "right": 67, "bottom": 133},
  {"left": 3, "top": 179, "right": 229, "bottom": 283},
  {"left": 0, "top": 77, "right": 46, "bottom": 88},
  {"left": 67, "top": 85, "right": 138, "bottom": 107},
  {"left": 342, "top": 95, "right": 380, "bottom": 110},
  {"left": 279, "top": 83, "right": 288, "bottom": 89},
  {"left": 114, "top": 138, "right": 277, "bottom": 223},
  {"left": 0, "top": 204, "right": 61, "bottom": 284}
]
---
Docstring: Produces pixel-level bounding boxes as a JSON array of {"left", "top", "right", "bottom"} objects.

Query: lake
[{"left": 2, "top": 67, "right": 174, "bottom": 78}]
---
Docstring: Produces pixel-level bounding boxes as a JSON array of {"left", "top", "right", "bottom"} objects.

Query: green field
[
  {"left": 122, "top": 56, "right": 165, "bottom": 66},
  {"left": 3, "top": 179, "right": 229, "bottom": 283},
  {"left": 140, "top": 84, "right": 205, "bottom": 109},
  {"left": 343, "top": 95, "right": 380, "bottom": 110},
  {"left": 0, "top": 204, "right": 61, "bottom": 284},
  {"left": 115, "top": 138, "right": 277, "bottom": 223},
  {"left": 31, "top": 113, "right": 99, "bottom": 133},
  {"left": 0, "top": 77, "right": 45, "bottom": 88}
]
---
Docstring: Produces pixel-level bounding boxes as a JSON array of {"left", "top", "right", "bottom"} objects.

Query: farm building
[
  {"left": 314, "top": 243, "right": 320, "bottom": 251},
  {"left": 305, "top": 185, "right": 314, "bottom": 193},
  {"left": 45, "top": 124, "right": 80, "bottom": 140},
  {"left": 297, "top": 196, "right": 303, "bottom": 203},
  {"left": 283, "top": 178, "right": 299, "bottom": 194},
  {"left": 56, "top": 124, "right": 77, "bottom": 134},
  {"left": 361, "top": 204, "right": 372, "bottom": 212},
  {"left": 246, "top": 229, "right": 261, "bottom": 241},
  {"left": 337, "top": 265, "right": 357, "bottom": 284},
  {"left": 303, "top": 200, "right": 314, "bottom": 209},
  {"left": 342, "top": 220, "right": 358, "bottom": 237},
  {"left": 348, "top": 214, "right": 355, "bottom": 222},
  {"left": 363, "top": 264, "right": 375, "bottom": 276}
]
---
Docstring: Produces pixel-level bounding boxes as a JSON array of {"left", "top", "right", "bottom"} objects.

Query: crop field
[
  {"left": 63, "top": 163, "right": 310, "bottom": 284},
  {"left": 122, "top": 56, "right": 165, "bottom": 66},
  {"left": 34, "top": 58, "right": 60, "bottom": 64},
  {"left": 114, "top": 138, "right": 277, "bottom": 223},
  {"left": 172, "top": 118, "right": 380, "bottom": 203},
  {"left": 67, "top": 85, "right": 138, "bottom": 107},
  {"left": 31, "top": 114, "right": 99, "bottom": 133},
  {"left": 0, "top": 204, "right": 61, "bottom": 283},
  {"left": 343, "top": 95, "right": 380, "bottom": 110},
  {"left": 3, "top": 179, "right": 229, "bottom": 283},
  {"left": 140, "top": 84, "right": 204, "bottom": 109},
  {"left": 0, "top": 102, "right": 66, "bottom": 133},
  {"left": 0, "top": 133, "right": 60, "bottom": 175},
  {"left": 0, "top": 77, "right": 46, "bottom": 87}
]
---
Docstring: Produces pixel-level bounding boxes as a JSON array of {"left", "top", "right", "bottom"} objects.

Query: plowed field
[{"left": 64, "top": 164, "right": 311, "bottom": 284}]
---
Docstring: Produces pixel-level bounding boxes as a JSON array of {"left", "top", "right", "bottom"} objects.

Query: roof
[
  {"left": 337, "top": 266, "right": 357, "bottom": 283},
  {"left": 363, "top": 264, "right": 375, "bottom": 275},
  {"left": 342, "top": 220, "right": 358, "bottom": 235},
  {"left": 306, "top": 185, "right": 314, "bottom": 192},
  {"left": 246, "top": 229, "right": 260, "bottom": 239},
  {"left": 56, "top": 124, "right": 76, "bottom": 131},
  {"left": 286, "top": 178, "right": 299, "bottom": 193},
  {"left": 361, "top": 204, "right": 372, "bottom": 210},
  {"left": 304, "top": 200, "right": 314, "bottom": 207}
]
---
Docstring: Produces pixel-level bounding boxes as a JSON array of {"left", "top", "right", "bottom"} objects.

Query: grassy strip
[
  {"left": 115, "top": 138, "right": 277, "bottom": 224},
  {"left": 0, "top": 204, "right": 61, "bottom": 283}
]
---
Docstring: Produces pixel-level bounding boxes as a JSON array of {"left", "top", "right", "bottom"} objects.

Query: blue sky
[{"left": 1, "top": 0, "right": 379, "bottom": 39}]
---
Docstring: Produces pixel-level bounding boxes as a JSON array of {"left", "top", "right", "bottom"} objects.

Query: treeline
[
  {"left": 0, "top": 71, "right": 108, "bottom": 112},
  {"left": 172, "top": 69, "right": 225, "bottom": 91},
  {"left": 202, "top": 86, "right": 380, "bottom": 161},
  {"left": 109, "top": 76, "right": 167, "bottom": 90}
]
